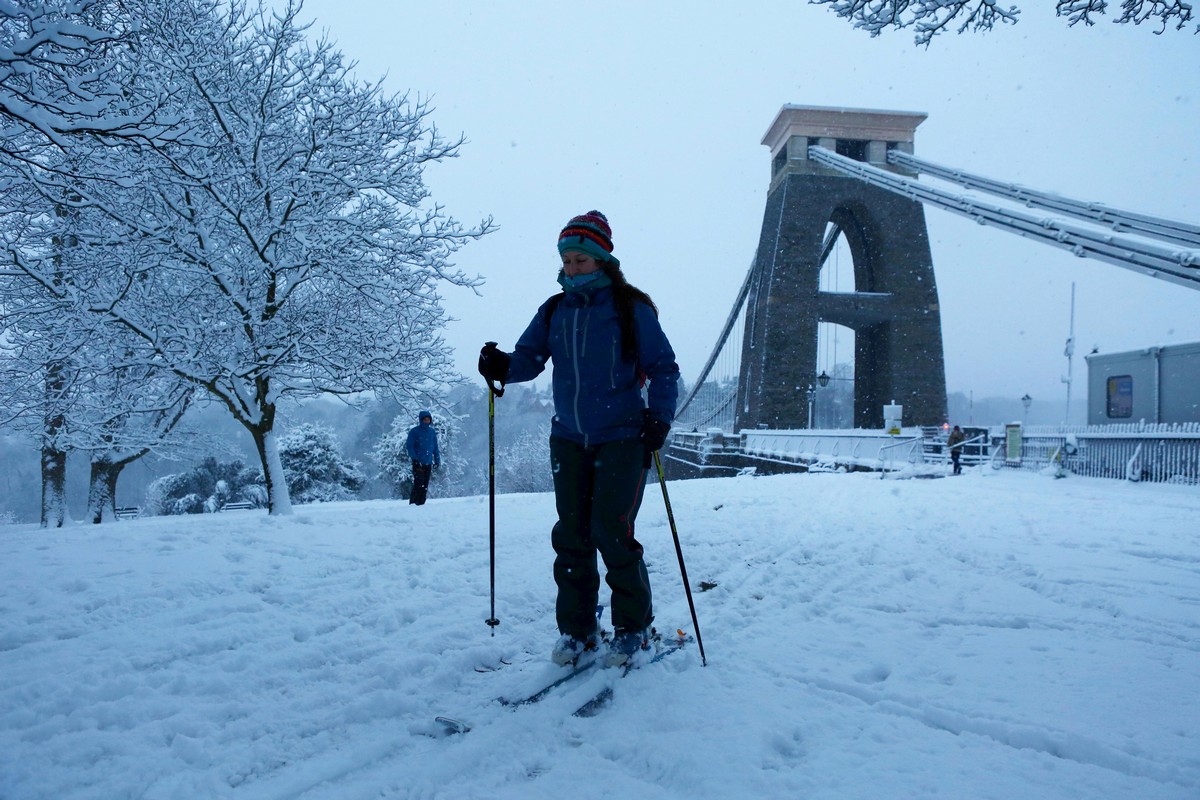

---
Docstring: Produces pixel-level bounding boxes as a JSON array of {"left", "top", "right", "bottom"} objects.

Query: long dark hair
[{"left": 601, "top": 261, "right": 657, "bottom": 363}]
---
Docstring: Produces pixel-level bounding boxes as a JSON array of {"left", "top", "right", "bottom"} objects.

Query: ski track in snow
[{"left": 1, "top": 470, "right": 1198, "bottom": 799}]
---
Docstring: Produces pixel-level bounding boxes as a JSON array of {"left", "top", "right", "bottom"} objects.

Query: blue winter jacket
[
  {"left": 505, "top": 286, "right": 680, "bottom": 446},
  {"left": 405, "top": 414, "right": 440, "bottom": 466}
]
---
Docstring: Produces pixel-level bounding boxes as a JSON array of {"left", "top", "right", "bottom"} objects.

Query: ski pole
[
  {"left": 653, "top": 450, "right": 707, "bottom": 666},
  {"left": 485, "top": 357, "right": 504, "bottom": 635}
]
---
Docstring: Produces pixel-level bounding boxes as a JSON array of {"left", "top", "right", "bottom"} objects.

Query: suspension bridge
[{"left": 665, "top": 104, "right": 1200, "bottom": 480}]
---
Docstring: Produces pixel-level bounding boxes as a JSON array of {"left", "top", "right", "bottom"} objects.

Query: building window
[
  {"left": 772, "top": 149, "right": 786, "bottom": 176},
  {"left": 1107, "top": 375, "right": 1133, "bottom": 418},
  {"left": 836, "top": 139, "right": 869, "bottom": 162}
]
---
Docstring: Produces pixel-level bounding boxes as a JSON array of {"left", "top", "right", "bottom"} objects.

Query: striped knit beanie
[{"left": 557, "top": 210, "right": 619, "bottom": 266}]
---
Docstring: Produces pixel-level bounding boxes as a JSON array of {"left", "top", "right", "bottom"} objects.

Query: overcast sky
[{"left": 290, "top": 0, "right": 1199, "bottom": 407}]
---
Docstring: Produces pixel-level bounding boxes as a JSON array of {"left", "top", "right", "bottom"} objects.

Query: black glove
[
  {"left": 478, "top": 342, "right": 510, "bottom": 387},
  {"left": 639, "top": 409, "right": 670, "bottom": 456}
]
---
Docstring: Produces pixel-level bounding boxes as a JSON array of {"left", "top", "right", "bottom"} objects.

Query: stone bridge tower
[{"left": 736, "top": 105, "right": 948, "bottom": 430}]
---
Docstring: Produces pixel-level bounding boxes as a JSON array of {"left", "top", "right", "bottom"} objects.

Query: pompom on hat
[{"left": 557, "top": 210, "right": 620, "bottom": 267}]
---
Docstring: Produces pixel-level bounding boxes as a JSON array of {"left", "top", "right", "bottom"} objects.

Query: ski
[
  {"left": 496, "top": 607, "right": 610, "bottom": 706},
  {"left": 572, "top": 631, "right": 692, "bottom": 718},
  {"left": 434, "top": 608, "right": 624, "bottom": 734},
  {"left": 432, "top": 650, "right": 602, "bottom": 736},
  {"left": 497, "top": 649, "right": 602, "bottom": 707}
]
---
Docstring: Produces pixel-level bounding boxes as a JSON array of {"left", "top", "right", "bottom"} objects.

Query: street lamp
[
  {"left": 1021, "top": 393, "right": 1032, "bottom": 426},
  {"left": 808, "top": 372, "right": 831, "bottom": 429}
]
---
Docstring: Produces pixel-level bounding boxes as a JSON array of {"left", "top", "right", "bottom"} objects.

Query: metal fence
[
  {"left": 668, "top": 423, "right": 1200, "bottom": 485},
  {"left": 993, "top": 423, "right": 1200, "bottom": 484}
]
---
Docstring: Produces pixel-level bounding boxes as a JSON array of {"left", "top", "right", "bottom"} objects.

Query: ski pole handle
[{"left": 483, "top": 341, "right": 505, "bottom": 398}]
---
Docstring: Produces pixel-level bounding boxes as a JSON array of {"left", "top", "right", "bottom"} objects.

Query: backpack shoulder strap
[{"left": 543, "top": 292, "right": 565, "bottom": 329}]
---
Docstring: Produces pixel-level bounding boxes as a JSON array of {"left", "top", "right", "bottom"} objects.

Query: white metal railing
[
  {"left": 668, "top": 424, "right": 1200, "bottom": 484},
  {"left": 878, "top": 436, "right": 924, "bottom": 478},
  {"left": 1018, "top": 422, "right": 1200, "bottom": 436},
  {"left": 1004, "top": 428, "right": 1200, "bottom": 484},
  {"left": 934, "top": 432, "right": 989, "bottom": 472},
  {"left": 740, "top": 428, "right": 926, "bottom": 473}
]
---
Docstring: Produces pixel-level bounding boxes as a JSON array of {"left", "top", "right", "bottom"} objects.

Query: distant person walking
[
  {"left": 405, "top": 411, "right": 440, "bottom": 505},
  {"left": 947, "top": 425, "right": 966, "bottom": 475},
  {"left": 477, "top": 210, "right": 680, "bottom": 667}
]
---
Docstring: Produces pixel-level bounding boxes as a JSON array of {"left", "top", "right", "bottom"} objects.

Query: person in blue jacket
[
  {"left": 478, "top": 210, "right": 680, "bottom": 667},
  {"left": 405, "top": 410, "right": 440, "bottom": 506}
]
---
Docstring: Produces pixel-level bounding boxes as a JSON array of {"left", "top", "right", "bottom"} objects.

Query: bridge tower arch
[{"left": 737, "top": 105, "right": 948, "bottom": 430}]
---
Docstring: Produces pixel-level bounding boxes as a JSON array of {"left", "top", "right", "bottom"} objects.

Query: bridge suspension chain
[
  {"left": 809, "top": 146, "right": 1200, "bottom": 292},
  {"left": 673, "top": 256, "right": 757, "bottom": 432},
  {"left": 888, "top": 150, "right": 1200, "bottom": 249}
]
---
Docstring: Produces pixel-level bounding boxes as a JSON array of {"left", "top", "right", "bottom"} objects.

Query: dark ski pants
[
  {"left": 549, "top": 436, "right": 653, "bottom": 638},
  {"left": 410, "top": 461, "right": 432, "bottom": 505}
]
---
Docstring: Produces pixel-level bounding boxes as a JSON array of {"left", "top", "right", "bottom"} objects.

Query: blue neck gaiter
[{"left": 557, "top": 270, "right": 613, "bottom": 293}]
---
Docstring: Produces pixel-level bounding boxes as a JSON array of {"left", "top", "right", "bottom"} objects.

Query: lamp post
[
  {"left": 1021, "top": 393, "right": 1032, "bottom": 426},
  {"left": 808, "top": 371, "right": 831, "bottom": 429}
]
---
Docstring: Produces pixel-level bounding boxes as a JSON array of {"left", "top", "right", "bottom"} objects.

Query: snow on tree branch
[
  {"left": 810, "top": 0, "right": 1020, "bottom": 45},
  {"left": 0, "top": 0, "right": 189, "bottom": 148},
  {"left": 1101, "top": 0, "right": 1193, "bottom": 32},
  {"left": 810, "top": 0, "right": 1196, "bottom": 44}
]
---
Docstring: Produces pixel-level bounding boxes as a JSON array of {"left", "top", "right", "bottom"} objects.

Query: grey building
[{"left": 1085, "top": 342, "right": 1200, "bottom": 425}]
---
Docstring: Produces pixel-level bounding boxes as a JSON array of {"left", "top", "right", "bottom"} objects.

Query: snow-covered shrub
[
  {"left": 143, "top": 473, "right": 195, "bottom": 517},
  {"left": 495, "top": 424, "right": 553, "bottom": 494},
  {"left": 143, "top": 459, "right": 259, "bottom": 515},
  {"left": 172, "top": 493, "right": 205, "bottom": 515},
  {"left": 241, "top": 483, "right": 268, "bottom": 508},
  {"left": 277, "top": 424, "right": 365, "bottom": 504},
  {"left": 372, "top": 422, "right": 414, "bottom": 499}
]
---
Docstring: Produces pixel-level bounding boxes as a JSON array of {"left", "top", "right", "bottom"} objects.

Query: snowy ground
[{"left": 1, "top": 467, "right": 1197, "bottom": 799}]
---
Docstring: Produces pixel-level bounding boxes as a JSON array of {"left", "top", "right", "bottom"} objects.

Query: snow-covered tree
[
  {"left": 0, "top": 302, "right": 72, "bottom": 526},
  {"left": 1, "top": 0, "right": 199, "bottom": 527},
  {"left": 0, "top": 286, "right": 197, "bottom": 525},
  {"left": 495, "top": 422, "right": 553, "bottom": 495},
  {"left": 0, "top": 173, "right": 80, "bottom": 526},
  {"left": 1, "top": 0, "right": 185, "bottom": 148},
  {"left": 277, "top": 423, "right": 364, "bottom": 504},
  {"left": 1, "top": 168, "right": 199, "bottom": 526},
  {"left": 78, "top": 371, "right": 195, "bottom": 524},
  {"left": 2, "top": 0, "right": 491, "bottom": 516},
  {"left": 811, "top": 0, "right": 1196, "bottom": 46}
]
